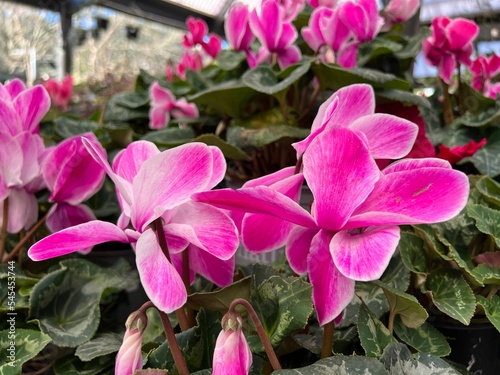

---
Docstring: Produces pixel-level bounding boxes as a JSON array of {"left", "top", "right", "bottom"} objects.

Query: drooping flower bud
[{"left": 115, "top": 310, "right": 148, "bottom": 375}]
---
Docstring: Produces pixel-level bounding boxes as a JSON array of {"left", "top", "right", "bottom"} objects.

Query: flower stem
[
  {"left": 4, "top": 211, "right": 49, "bottom": 264},
  {"left": 387, "top": 306, "right": 396, "bottom": 335},
  {"left": 320, "top": 321, "right": 334, "bottom": 358},
  {"left": 153, "top": 218, "right": 192, "bottom": 331},
  {"left": 294, "top": 155, "right": 303, "bottom": 175},
  {"left": 229, "top": 298, "right": 282, "bottom": 371},
  {"left": 0, "top": 197, "right": 9, "bottom": 262},
  {"left": 298, "top": 84, "right": 320, "bottom": 122},
  {"left": 182, "top": 250, "right": 197, "bottom": 328},
  {"left": 457, "top": 64, "right": 465, "bottom": 115},
  {"left": 440, "top": 79, "right": 454, "bottom": 125},
  {"left": 139, "top": 301, "right": 189, "bottom": 375}
]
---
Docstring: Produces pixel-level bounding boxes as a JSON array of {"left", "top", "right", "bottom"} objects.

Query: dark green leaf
[
  {"left": 30, "top": 259, "right": 137, "bottom": 347},
  {"left": 53, "top": 117, "right": 99, "bottom": 139},
  {"left": 470, "top": 264, "right": 500, "bottom": 285},
  {"left": 242, "top": 62, "right": 310, "bottom": 97},
  {"left": 376, "top": 89, "right": 431, "bottom": 109},
  {"left": 380, "top": 252, "right": 410, "bottom": 292},
  {"left": 339, "top": 282, "right": 388, "bottom": 328},
  {"left": 393, "top": 316, "right": 451, "bottom": 357},
  {"left": 475, "top": 295, "right": 500, "bottom": 332},
  {"left": 0, "top": 264, "right": 38, "bottom": 312},
  {"left": 381, "top": 342, "right": 462, "bottom": 375},
  {"left": 54, "top": 354, "right": 114, "bottom": 375},
  {"left": 476, "top": 176, "right": 500, "bottom": 207},
  {"left": 75, "top": 332, "right": 123, "bottom": 361},
  {"left": 0, "top": 329, "right": 52, "bottom": 375},
  {"left": 185, "top": 70, "right": 209, "bottom": 91},
  {"left": 357, "top": 303, "right": 397, "bottom": 357},
  {"left": 398, "top": 232, "right": 428, "bottom": 274},
  {"left": 272, "top": 355, "right": 389, "bottom": 374},
  {"left": 373, "top": 280, "right": 428, "bottom": 329},
  {"left": 467, "top": 204, "right": 500, "bottom": 247},
  {"left": 193, "top": 134, "right": 251, "bottom": 161},
  {"left": 460, "top": 82, "right": 497, "bottom": 113},
  {"left": 187, "top": 276, "right": 251, "bottom": 312},
  {"left": 394, "top": 28, "right": 432, "bottom": 60},
  {"left": 189, "top": 80, "right": 257, "bottom": 118},
  {"left": 466, "top": 128, "right": 500, "bottom": 177},
  {"left": 141, "top": 127, "right": 196, "bottom": 147},
  {"left": 312, "top": 63, "right": 410, "bottom": 91},
  {"left": 216, "top": 50, "right": 246, "bottom": 71},
  {"left": 425, "top": 269, "right": 476, "bottom": 325},
  {"left": 226, "top": 125, "right": 309, "bottom": 149},
  {"left": 112, "top": 91, "right": 150, "bottom": 108}
]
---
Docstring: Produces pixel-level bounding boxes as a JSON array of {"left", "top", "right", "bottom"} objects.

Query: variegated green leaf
[
  {"left": 425, "top": 269, "right": 476, "bottom": 325},
  {"left": 0, "top": 329, "right": 52, "bottom": 375},
  {"left": 0, "top": 264, "right": 38, "bottom": 312},
  {"left": 381, "top": 343, "right": 462, "bottom": 375},
  {"left": 470, "top": 264, "right": 500, "bottom": 285},
  {"left": 357, "top": 303, "right": 397, "bottom": 358},
  {"left": 393, "top": 316, "right": 451, "bottom": 357},
  {"left": 476, "top": 176, "right": 500, "bottom": 207},
  {"left": 372, "top": 280, "right": 428, "bottom": 329},
  {"left": 467, "top": 204, "right": 500, "bottom": 247},
  {"left": 54, "top": 354, "right": 114, "bottom": 375},
  {"left": 272, "top": 355, "right": 389, "bottom": 374},
  {"left": 475, "top": 295, "right": 500, "bottom": 332},
  {"left": 75, "top": 332, "right": 123, "bottom": 362},
  {"left": 398, "top": 232, "right": 428, "bottom": 274}
]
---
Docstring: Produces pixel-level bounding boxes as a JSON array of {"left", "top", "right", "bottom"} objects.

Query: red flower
[{"left": 436, "top": 138, "right": 486, "bottom": 164}]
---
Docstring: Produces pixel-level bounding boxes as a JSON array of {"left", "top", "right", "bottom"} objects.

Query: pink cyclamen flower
[
  {"left": 338, "top": 0, "right": 384, "bottom": 43},
  {"left": 469, "top": 54, "right": 500, "bottom": 96},
  {"left": 42, "top": 133, "right": 106, "bottom": 233},
  {"left": 381, "top": 0, "right": 420, "bottom": 30},
  {"left": 301, "top": 6, "right": 356, "bottom": 67},
  {"left": 29, "top": 140, "right": 238, "bottom": 313},
  {"left": 176, "top": 50, "right": 204, "bottom": 80},
  {"left": 225, "top": 3, "right": 255, "bottom": 52},
  {"left": 308, "top": 0, "right": 337, "bottom": 8},
  {"left": 249, "top": 0, "right": 302, "bottom": 69},
  {"left": 115, "top": 311, "right": 147, "bottom": 375},
  {"left": 149, "top": 81, "right": 198, "bottom": 129},
  {"left": 436, "top": 138, "right": 486, "bottom": 165},
  {"left": 213, "top": 313, "right": 252, "bottom": 375},
  {"left": 183, "top": 17, "right": 208, "bottom": 48},
  {"left": 422, "top": 16, "right": 479, "bottom": 83},
  {"left": 202, "top": 34, "right": 223, "bottom": 59},
  {"left": 43, "top": 75, "right": 73, "bottom": 109},
  {"left": 195, "top": 128, "right": 469, "bottom": 326}
]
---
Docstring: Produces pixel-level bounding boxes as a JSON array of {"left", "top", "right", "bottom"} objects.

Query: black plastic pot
[{"left": 433, "top": 320, "right": 500, "bottom": 375}]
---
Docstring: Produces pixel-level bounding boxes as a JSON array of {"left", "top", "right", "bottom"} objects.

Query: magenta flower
[
  {"left": 469, "top": 54, "right": 500, "bottom": 97},
  {"left": 28, "top": 140, "right": 238, "bottom": 313},
  {"left": 249, "top": 0, "right": 302, "bottom": 69},
  {"left": 381, "top": 0, "right": 420, "bottom": 30},
  {"left": 176, "top": 51, "right": 204, "bottom": 80},
  {"left": 422, "top": 16, "right": 479, "bottom": 83},
  {"left": 338, "top": 0, "right": 383, "bottom": 43},
  {"left": 115, "top": 314, "right": 145, "bottom": 375},
  {"left": 307, "top": 0, "right": 337, "bottom": 8},
  {"left": 43, "top": 75, "right": 73, "bottom": 109},
  {"left": 293, "top": 84, "right": 419, "bottom": 160},
  {"left": 301, "top": 6, "right": 356, "bottom": 67},
  {"left": 195, "top": 127, "right": 469, "bottom": 325},
  {"left": 202, "top": 34, "right": 222, "bottom": 59},
  {"left": 183, "top": 17, "right": 208, "bottom": 48},
  {"left": 225, "top": 3, "right": 255, "bottom": 52},
  {"left": 42, "top": 133, "right": 106, "bottom": 233},
  {"left": 149, "top": 81, "right": 198, "bottom": 130},
  {"left": 212, "top": 314, "right": 252, "bottom": 375}
]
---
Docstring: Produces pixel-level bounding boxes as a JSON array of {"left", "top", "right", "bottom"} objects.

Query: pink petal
[
  {"left": 277, "top": 45, "right": 302, "bottom": 69},
  {"left": 44, "top": 133, "right": 106, "bottom": 205},
  {"left": 303, "top": 128, "right": 379, "bottom": 231},
  {"left": 13, "top": 85, "right": 50, "bottom": 133},
  {"left": 225, "top": 3, "right": 253, "bottom": 50},
  {"left": 213, "top": 327, "right": 252, "bottom": 375},
  {"left": 115, "top": 329, "right": 143, "bottom": 375},
  {"left": 189, "top": 245, "right": 235, "bottom": 287},
  {"left": 307, "top": 230, "right": 355, "bottom": 326},
  {"left": 193, "top": 187, "right": 316, "bottom": 229},
  {"left": 46, "top": 203, "right": 96, "bottom": 233},
  {"left": 82, "top": 136, "right": 134, "bottom": 211},
  {"left": 286, "top": 226, "right": 318, "bottom": 274},
  {"left": 5, "top": 79, "right": 26, "bottom": 99},
  {"left": 149, "top": 106, "right": 169, "bottom": 129},
  {"left": 0, "top": 99, "right": 22, "bottom": 136},
  {"left": 339, "top": 1, "right": 368, "bottom": 40},
  {"left": 28, "top": 220, "right": 129, "bottom": 261},
  {"left": 348, "top": 166, "right": 470, "bottom": 228},
  {"left": 439, "top": 53, "right": 456, "bottom": 84},
  {"left": 250, "top": 0, "right": 282, "bottom": 51},
  {"left": 0, "top": 188, "right": 37, "bottom": 233},
  {"left": 447, "top": 18, "right": 479, "bottom": 51},
  {"left": 149, "top": 81, "right": 175, "bottom": 108},
  {"left": 135, "top": 229, "right": 187, "bottom": 313},
  {"left": 171, "top": 99, "right": 199, "bottom": 119},
  {"left": 16, "top": 132, "right": 44, "bottom": 186},
  {"left": 131, "top": 143, "right": 216, "bottom": 230},
  {"left": 349, "top": 114, "right": 419, "bottom": 159},
  {"left": 208, "top": 146, "right": 227, "bottom": 189},
  {"left": 163, "top": 201, "right": 238, "bottom": 260},
  {"left": 113, "top": 141, "right": 160, "bottom": 184},
  {"left": 243, "top": 166, "right": 295, "bottom": 188},
  {"left": 331, "top": 226, "right": 400, "bottom": 281},
  {"left": 337, "top": 41, "right": 360, "bottom": 68},
  {"left": 382, "top": 158, "right": 451, "bottom": 174},
  {"left": 0, "top": 131, "right": 23, "bottom": 187}
]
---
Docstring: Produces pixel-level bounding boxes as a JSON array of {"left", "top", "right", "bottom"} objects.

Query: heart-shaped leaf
[{"left": 357, "top": 303, "right": 397, "bottom": 358}]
